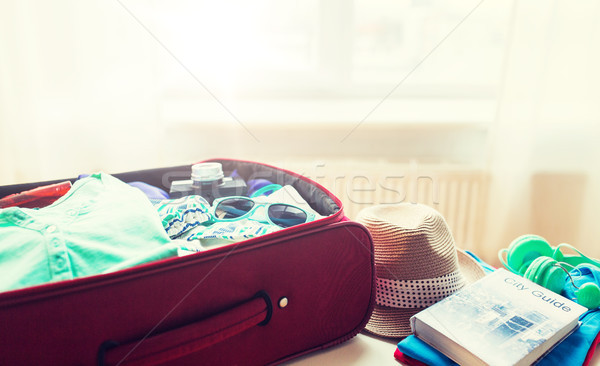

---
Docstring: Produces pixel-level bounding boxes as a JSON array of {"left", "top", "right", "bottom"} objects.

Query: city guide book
[{"left": 410, "top": 268, "right": 587, "bottom": 366}]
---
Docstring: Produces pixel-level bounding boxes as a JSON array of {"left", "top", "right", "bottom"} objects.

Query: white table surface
[
  {"left": 285, "top": 333, "right": 406, "bottom": 366},
  {"left": 286, "top": 331, "right": 600, "bottom": 366}
]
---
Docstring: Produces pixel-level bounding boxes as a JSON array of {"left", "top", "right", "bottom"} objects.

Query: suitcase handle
[{"left": 98, "top": 291, "right": 272, "bottom": 366}]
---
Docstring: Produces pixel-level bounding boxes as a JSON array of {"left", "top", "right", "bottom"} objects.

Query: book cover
[{"left": 410, "top": 268, "right": 587, "bottom": 366}]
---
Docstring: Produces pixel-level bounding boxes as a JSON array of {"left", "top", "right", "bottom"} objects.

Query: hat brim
[{"left": 364, "top": 249, "right": 486, "bottom": 339}]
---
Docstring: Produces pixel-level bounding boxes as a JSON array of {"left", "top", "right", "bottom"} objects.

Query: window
[{"left": 153, "top": 0, "right": 512, "bottom": 126}]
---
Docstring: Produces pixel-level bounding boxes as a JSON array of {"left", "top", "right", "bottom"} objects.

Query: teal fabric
[
  {"left": 151, "top": 195, "right": 212, "bottom": 239},
  {"left": 0, "top": 173, "right": 178, "bottom": 292}
]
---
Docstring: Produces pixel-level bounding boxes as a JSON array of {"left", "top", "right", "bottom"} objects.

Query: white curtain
[
  {"left": 484, "top": 0, "right": 600, "bottom": 264},
  {"left": 0, "top": 0, "right": 168, "bottom": 184}
]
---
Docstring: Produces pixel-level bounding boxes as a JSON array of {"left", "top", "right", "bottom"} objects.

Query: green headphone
[{"left": 499, "top": 234, "right": 600, "bottom": 309}]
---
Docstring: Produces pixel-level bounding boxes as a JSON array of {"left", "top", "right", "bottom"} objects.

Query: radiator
[{"left": 277, "top": 160, "right": 489, "bottom": 252}]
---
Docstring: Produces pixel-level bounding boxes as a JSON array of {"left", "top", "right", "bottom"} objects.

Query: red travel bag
[{"left": 0, "top": 159, "right": 375, "bottom": 365}]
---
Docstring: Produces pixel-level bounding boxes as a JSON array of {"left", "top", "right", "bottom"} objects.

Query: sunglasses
[{"left": 211, "top": 196, "right": 315, "bottom": 228}]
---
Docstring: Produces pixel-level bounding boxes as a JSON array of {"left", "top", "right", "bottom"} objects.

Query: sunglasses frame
[{"left": 211, "top": 196, "right": 315, "bottom": 228}]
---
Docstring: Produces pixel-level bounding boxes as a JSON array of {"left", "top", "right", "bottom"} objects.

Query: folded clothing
[
  {"left": 152, "top": 195, "right": 212, "bottom": 239},
  {"left": 0, "top": 173, "right": 178, "bottom": 293}
]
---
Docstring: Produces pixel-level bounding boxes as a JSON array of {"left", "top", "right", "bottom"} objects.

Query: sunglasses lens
[
  {"left": 268, "top": 204, "right": 307, "bottom": 228},
  {"left": 215, "top": 198, "right": 254, "bottom": 219}
]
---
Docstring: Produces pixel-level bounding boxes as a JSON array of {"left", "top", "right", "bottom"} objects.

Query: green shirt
[{"left": 0, "top": 173, "right": 178, "bottom": 293}]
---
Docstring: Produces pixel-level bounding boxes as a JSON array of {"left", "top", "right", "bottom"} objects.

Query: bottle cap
[{"left": 191, "top": 163, "right": 224, "bottom": 183}]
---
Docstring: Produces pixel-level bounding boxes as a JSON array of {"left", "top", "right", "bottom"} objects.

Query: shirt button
[
  {"left": 47, "top": 225, "right": 57, "bottom": 233},
  {"left": 55, "top": 255, "right": 66, "bottom": 268},
  {"left": 51, "top": 238, "right": 61, "bottom": 248}
]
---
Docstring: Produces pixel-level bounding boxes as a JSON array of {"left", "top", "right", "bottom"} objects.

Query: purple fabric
[{"left": 128, "top": 181, "right": 169, "bottom": 200}]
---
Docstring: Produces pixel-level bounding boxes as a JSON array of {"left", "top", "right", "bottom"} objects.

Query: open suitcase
[{"left": 0, "top": 158, "right": 376, "bottom": 366}]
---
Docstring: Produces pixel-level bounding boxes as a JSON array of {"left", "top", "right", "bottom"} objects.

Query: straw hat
[{"left": 356, "top": 203, "right": 486, "bottom": 338}]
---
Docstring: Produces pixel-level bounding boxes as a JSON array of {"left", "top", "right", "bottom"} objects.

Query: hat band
[{"left": 376, "top": 270, "right": 465, "bottom": 309}]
